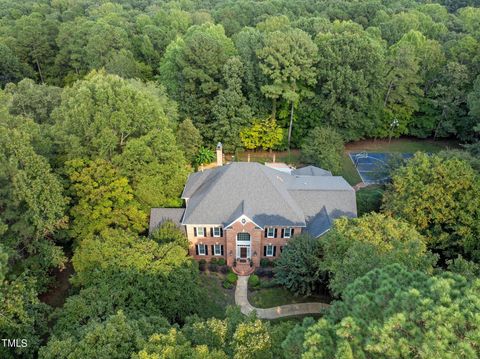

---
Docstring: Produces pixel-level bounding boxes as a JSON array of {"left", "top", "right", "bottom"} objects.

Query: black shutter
[
  {"left": 291, "top": 228, "right": 295, "bottom": 237},
  {"left": 204, "top": 227, "right": 207, "bottom": 237},
  {"left": 263, "top": 246, "right": 267, "bottom": 256},
  {"left": 221, "top": 245, "right": 224, "bottom": 255},
  {"left": 194, "top": 227, "right": 197, "bottom": 237},
  {"left": 211, "top": 245, "right": 215, "bottom": 255},
  {"left": 281, "top": 229, "right": 285, "bottom": 238},
  {"left": 280, "top": 246, "right": 283, "bottom": 253},
  {"left": 195, "top": 245, "right": 199, "bottom": 255},
  {"left": 205, "top": 245, "right": 208, "bottom": 255},
  {"left": 220, "top": 228, "right": 223, "bottom": 237},
  {"left": 210, "top": 228, "right": 213, "bottom": 237},
  {"left": 273, "top": 246, "right": 277, "bottom": 256},
  {"left": 274, "top": 228, "right": 278, "bottom": 238},
  {"left": 264, "top": 228, "right": 268, "bottom": 237}
]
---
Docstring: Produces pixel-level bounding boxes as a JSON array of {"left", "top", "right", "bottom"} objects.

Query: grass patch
[
  {"left": 248, "top": 286, "right": 330, "bottom": 309},
  {"left": 340, "top": 153, "right": 362, "bottom": 185},
  {"left": 197, "top": 272, "right": 235, "bottom": 319},
  {"left": 356, "top": 185, "right": 385, "bottom": 216}
]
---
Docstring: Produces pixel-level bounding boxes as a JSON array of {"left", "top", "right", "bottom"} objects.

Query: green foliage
[
  {"left": 302, "top": 264, "right": 480, "bottom": 358},
  {"left": 301, "top": 126, "right": 344, "bottom": 174},
  {"left": 211, "top": 57, "right": 252, "bottom": 152},
  {"left": 176, "top": 118, "right": 202, "bottom": 164},
  {"left": 159, "top": 23, "right": 236, "bottom": 134},
  {"left": 54, "top": 229, "right": 201, "bottom": 327},
  {"left": 248, "top": 274, "right": 260, "bottom": 289},
  {"left": 281, "top": 317, "right": 316, "bottom": 359},
  {"left": 383, "top": 153, "right": 480, "bottom": 260},
  {"left": 150, "top": 220, "right": 189, "bottom": 250},
  {"left": 40, "top": 311, "right": 164, "bottom": 359},
  {"left": 112, "top": 128, "right": 188, "bottom": 208},
  {"left": 4, "top": 78, "right": 61, "bottom": 124},
  {"left": 274, "top": 234, "right": 325, "bottom": 296},
  {"left": 0, "top": 275, "right": 50, "bottom": 359},
  {"left": 356, "top": 186, "right": 385, "bottom": 216},
  {"left": 322, "top": 213, "right": 437, "bottom": 296},
  {"left": 312, "top": 21, "right": 385, "bottom": 141},
  {"left": 66, "top": 159, "right": 146, "bottom": 239},
  {"left": 240, "top": 117, "right": 283, "bottom": 151},
  {"left": 225, "top": 272, "right": 238, "bottom": 284},
  {"left": 195, "top": 147, "right": 215, "bottom": 166},
  {"left": 446, "top": 255, "right": 480, "bottom": 281},
  {"left": 52, "top": 70, "right": 177, "bottom": 160}
]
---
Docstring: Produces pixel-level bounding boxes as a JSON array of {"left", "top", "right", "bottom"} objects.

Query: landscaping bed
[
  {"left": 197, "top": 271, "right": 236, "bottom": 319},
  {"left": 247, "top": 275, "right": 332, "bottom": 309}
]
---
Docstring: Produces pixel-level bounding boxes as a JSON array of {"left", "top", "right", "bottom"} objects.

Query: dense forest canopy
[
  {"left": 1, "top": 0, "right": 480, "bottom": 358},
  {"left": 0, "top": 0, "right": 479, "bottom": 148}
]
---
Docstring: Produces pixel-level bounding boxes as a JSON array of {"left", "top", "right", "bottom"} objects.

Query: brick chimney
[{"left": 216, "top": 142, "right": 223, "bottom": 166}]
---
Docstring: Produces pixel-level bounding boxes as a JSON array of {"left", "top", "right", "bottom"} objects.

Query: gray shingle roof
[
  {"left": 179, "top": 162, "right": 357, "bottom": 233},
  {"left": 305, "top": 206, "right": 332, "bottom": 237},
  {"left": 182, "top": 162, "right": 306, "bottom": 227},
  {"left": 149, "top": 208, "right": 185, "bottom": 233},
  {"left": 292, "top": 165, "right": 332, "bottom": 177}
]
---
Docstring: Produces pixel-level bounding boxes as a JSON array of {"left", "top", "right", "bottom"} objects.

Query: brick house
[{"left": 149, "top": 157, "right": 357, "bottom": 268}]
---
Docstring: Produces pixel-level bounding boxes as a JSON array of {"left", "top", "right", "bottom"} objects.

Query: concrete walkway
[{"left": 235, "top": 276, "right": 330, "bottom": 320}]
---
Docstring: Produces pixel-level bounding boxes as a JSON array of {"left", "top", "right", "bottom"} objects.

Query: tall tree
[
  {"left": 66, "top": 159, "right": 147, "bottom": 240},
  {"left": 274, "top": 234, "right": 325, "bottom": 296},
  {"left": 312, "top": 21, "right": 385, "bottom": 141},
  {"left": 52, "top": 70, "right": 177, "bottom": 160},
  {"left": 257, "top": 27, "right": 318, "bottom": 148},
  {"left": 322, "top": 213, "right": 436, "bottom": 295},
  {"left": 159, "top": 23, "right": 236, "bottom": 136},
  {"left": 303, "top": 264, "right": 480, "bottom": 359},
  {"left": 176, "top": 118, "right": 203, "bottom": 164},
  {"left": 211, "top": 57, "right": 252, "bottom": 152},
  {"left": 383, "top": 153, "right": 480, "bottom": 260}
]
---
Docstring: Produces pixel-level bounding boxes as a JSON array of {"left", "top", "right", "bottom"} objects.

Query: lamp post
[{"left": 388, "top": 118, "right": 399, "bottom": 144}]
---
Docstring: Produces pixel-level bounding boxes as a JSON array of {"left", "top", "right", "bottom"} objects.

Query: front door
[{"left": 240, "top": 247, "right": 248, "bottom": 258}]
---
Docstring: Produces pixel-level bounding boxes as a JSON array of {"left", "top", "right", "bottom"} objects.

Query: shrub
[
  {"left": 198, "top": 259, "right": 207, "bottom": 272},
  {"left": 226, "top": 271, "right": 238, "bottom": 284},
  {"left": 216, "top": 258, "right": 226, "bottom": 266},
  {"left": 260, "top": 258, "right": 270, "bottom": 268},
  {"left": 210, "top": 258, "right": 218, "bottom": 265},
  {"left": 208, "top": 263, "right": 218, "bottom": 272},
  {"left": 222, "top": 280, "right": 233, "bottom": 289},
  {"left": 219, "top": 265, "right": 228, "bottom": 274},
  {"left": 255, "top": 267, "right": 274, "bottom": 278},
  {"left": 248, "top": 274, "right": 260, "bottom": 289},
  {"left": 260, "top": 279, "right": 277, "bottom": 289}
]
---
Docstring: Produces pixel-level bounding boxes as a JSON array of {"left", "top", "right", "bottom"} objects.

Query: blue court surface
[{"left": 349, "top": 152, "right": 414, "bottom": 184}]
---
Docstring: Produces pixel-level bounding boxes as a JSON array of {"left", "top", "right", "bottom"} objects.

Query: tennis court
[{"left": 349, "top": 152, "right": 414, "bottom": 184}]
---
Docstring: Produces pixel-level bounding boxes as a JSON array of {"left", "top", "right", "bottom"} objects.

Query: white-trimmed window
[
  {"left": 266, "top": 227, "right": 275, "bottom": 238},
  {"left": 266, "top": 245, "right": 274, "bottom": 257},
  {"left": 213, "top": 227, "right": 222, "bottom": 237},
  {"left": 283, "top": 227, "right": 292, "bottom": 238},
  {"left": 214, "top": 244, "right": 222, "bottom": 255},
  {"left": 198, "top": 244, "right": 206, "bottom": 255},
  {"left": 196, "top": 227, "right": 205, "bottom": 237}
]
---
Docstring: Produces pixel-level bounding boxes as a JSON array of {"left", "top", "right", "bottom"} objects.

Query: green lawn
[
  {"left": 248, "top": 286, "right": 330, "bottom": 309},
  {"left": 197, "top": 273, "right": 236, "bottom": 319},
  {"left": 340, "top": 153, "right": 362, "bottom": 185}
]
